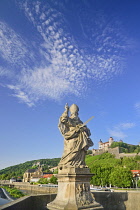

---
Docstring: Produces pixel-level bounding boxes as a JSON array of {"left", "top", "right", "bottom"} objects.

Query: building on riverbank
[{"left": 23, "top": 166, "right": 43, "bottom": 182}]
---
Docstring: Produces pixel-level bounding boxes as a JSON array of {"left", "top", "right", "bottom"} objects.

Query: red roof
[
  {"left": 43, "top": 174, "right": 53, "bottom": 179},
  {"left": 131, "top": 170, "right": 140, "bottom": 173},
  {"left": 101, "top": 142, "right": 109, "bottom": 145}
]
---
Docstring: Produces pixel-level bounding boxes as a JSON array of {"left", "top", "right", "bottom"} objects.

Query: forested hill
[
  {"left": 85, "top": 153, "right": 140, "bottom": 187},
  {"left": 0, "top": 158, "right": 60, "bottom": 180},
  {"left": 1, "top": 153, "right": 140, "bottom": 187}
]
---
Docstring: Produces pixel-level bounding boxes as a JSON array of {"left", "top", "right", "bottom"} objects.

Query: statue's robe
[{"left": 58, "top": 112, "right": 93, "bottom": 167}]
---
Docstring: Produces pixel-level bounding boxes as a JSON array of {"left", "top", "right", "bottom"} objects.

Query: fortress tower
[
  {"left": 99, "top": 139, "right": 103, "bottom": 149},
  {"left": 109, "top": 137, "right": 114, "bottom": 146}
]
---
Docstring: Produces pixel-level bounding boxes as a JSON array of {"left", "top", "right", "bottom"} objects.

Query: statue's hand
[
  {"left": 65, "top": 103, "right": 69, "bottom": 111},
  {"left": 75, "top": 124, "right": 83, "bottom": 132},
  {"left": 79, "top": 126, "right": 85, "bottom": 132},
  {"left": 75, "top": 127, "right": 80, "bottom": 132}
]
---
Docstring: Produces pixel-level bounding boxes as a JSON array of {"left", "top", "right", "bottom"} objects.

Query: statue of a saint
[{"left": 58, "top": 103, "right": 93, "bottom": 168}]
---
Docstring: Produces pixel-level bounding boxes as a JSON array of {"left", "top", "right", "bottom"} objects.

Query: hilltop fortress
[{"left": 92, "top": 137, "right": 139, "bottom": 159}]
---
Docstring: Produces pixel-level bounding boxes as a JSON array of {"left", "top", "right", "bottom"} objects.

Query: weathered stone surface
[
  {"left": 47, "top": 167, "right": 103, "bottom": 210},
  {"left": 47, "top": 104, "right": 103, "bottom": 210},
  {"left": 58, "top": 103, "right": 93, "bottom": 168},
  {"left": 1, "top": 192, "right": 140, "bottom": 210}
]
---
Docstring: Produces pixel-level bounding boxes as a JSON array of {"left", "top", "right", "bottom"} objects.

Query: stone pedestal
[{"left": 47, "top": 167, "right": 103, "bottom": 210}]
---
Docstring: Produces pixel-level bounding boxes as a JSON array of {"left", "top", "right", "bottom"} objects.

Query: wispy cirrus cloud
[
  {"left": 0, "top": 0, "right": 136, "bottom": 106},
  {"left": 108, "top": 129, "right": 127, "bottom": 139},
  {"left": 134, "top": 102, "right": 140, "bottom": 115},
  {"left": 115, "top": 122, "right": 135, "bottom": 130},
  {"left": 0, "top": 21, "right": 28, "bottom": 66},
  {"left": 108, "top": 122, "right": 135, "bottom": 139},
  {"left": 7, "top": 85, "right": 35, "bottom": 107},
  {"left": 0, "top": 67, "right": 13, "bottom": 77}
]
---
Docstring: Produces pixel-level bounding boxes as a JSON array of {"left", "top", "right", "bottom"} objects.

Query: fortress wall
[
  {"left": 119, "top": 153, "right": 137, "bottom": 158},
  {"left": 92, "top": 149, "right": 105, "bottom": 156},
  {"left": 92, "top": 147, "right": 138, "bottom": 159},
  {"left": 108, "top": 147, "right": 120, "bottom": 158},
  {"left": 1, "top": 191, "right": 140, "bottom": 210},
  {"left": 92, "top": 147, "right": 121, "bottom": 158}
]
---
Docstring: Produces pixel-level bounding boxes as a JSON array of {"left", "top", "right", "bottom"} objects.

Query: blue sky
[{"left": 0, "top": 0, "right": 140, "bottom": 170}]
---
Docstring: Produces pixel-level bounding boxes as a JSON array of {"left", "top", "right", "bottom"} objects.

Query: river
[{"left": 0, "top": 188, "right": 11, "bottom": 206}]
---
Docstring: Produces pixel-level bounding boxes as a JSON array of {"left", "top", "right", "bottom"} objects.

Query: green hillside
[
  {"left": 1, "top": 153, "right": 140, "bottom": 187},
  {"left": 85, "top": 153, "right": 140, "bottom": 187},
  {"left": 0, "top": 158, "right": 60, "bottom": 180},
  {"left": 110, "top": 141, "right": 140, "bottom": 153}
]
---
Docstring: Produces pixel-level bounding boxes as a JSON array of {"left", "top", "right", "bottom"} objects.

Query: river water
[
  {"left": 0, "top": 188, "right": 11, "bottom": 206},
  {"left": 0, "top": 197, "right": 10, "bottom": 206}
]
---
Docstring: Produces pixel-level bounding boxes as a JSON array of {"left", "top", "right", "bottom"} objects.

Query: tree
[
  {"left": 38, "top": 178, "right": 48, "bottom": 184},
  {"left": 121, "top": 157, "right": 138, "bottom": 170},
  {"left": 31, "top": 165, "right": 38, "bottom": 169},
  {"left": 134, "top": 147, "right": 140, "bottom": 154},
  {"left": 87, "top": 150, "right": 92, "bottom": 155},
  {"left": 49, "top": 175, "right": 58, "bottom": 184},
  {"left": 109, "top": 167, "right": 133, "bottom": 188},
  {"left": 137, "top": 180, "right": 140, "bottom": 188},
  {"left": 129, "top": 145, "right": 137, "bottom": 153},
  {"left": 53, "top": 169, "right": 58, "bottom": 174}
]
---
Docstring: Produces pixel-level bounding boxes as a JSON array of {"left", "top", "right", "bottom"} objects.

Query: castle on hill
[
  {"left": 98, "top": 137, "right": 123, "bottom": 150},
  {"left": 92, "top": 137, "right": 138, "bottom": 159},
  {"left": 99, "top": 137, "right": 114, "bottom": 150},
  {"left": 92, "top": 137, "right": 116, "bottom": 155}
]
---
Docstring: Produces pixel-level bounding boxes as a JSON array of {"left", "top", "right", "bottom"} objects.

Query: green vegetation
[
  {"left": 138, "top": 180, "right": 140, "bottom": 188},
  {"left": 0, "top": 158, "right": 60, "bottom": 180},
  {"left": 85, "top": 152, "right": 140, "bottom": 187},
  {"left": 109, "top": 167, "right": 132, "bottom": 187},
  {"left": 110, "top": 141, "right": 140, "bottom": 153},
  {"left": 2, "top": 186, "right": 25, "bottom": 198},
  {"left": 49, "top": 175, "right": 58, "bottom": 184},
  {"left": 38, "top": 178, "right": 49, "bottom": 184},
  {"left": 1, "top": 152, "right": 140, "bottom": 188},
  {"left": 38, "top": 175, "right": 58, "bottom": 185}
]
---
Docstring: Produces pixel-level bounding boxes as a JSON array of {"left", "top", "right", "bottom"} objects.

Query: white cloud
[
  {"left": 0, "top": 1, "right": 136, "bottom": 106},
  {"left": 20, "top": 67, "right": 72, "bottom": 100},
  {"left": 134, "top": 102, "right": 140, "bottom": 115},
  {"left": 108, "top": 122, "right": 136, "bottom": 139},
  {"left": 7, "top": 84, "right": 35, "bottom": 107},
  {"left": 0, "top": 21, "right": 28, "bottom": 66},
  {"left": 0, "top": 67, "right": 13, "bottom": 77},
  {"left": 12, "top": 92, "right": 35, "bottom": 107},
  {"left": 118, "top": 122, "right": 135, "bottom": 130},
  {"left": 108, "top": 129, "right": 127, "bottom": 139}
]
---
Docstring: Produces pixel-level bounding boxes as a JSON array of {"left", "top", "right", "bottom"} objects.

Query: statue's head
[{"left": 69, "top": 104, "right": 79, "bottom": 116}]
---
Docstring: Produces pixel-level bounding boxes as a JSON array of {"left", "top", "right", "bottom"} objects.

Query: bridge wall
[
  {"left": 1, "top": 191, "right": 140, "bottom": 210},
  {"left": 0, "top": 194, "right": 56, "bottom": 210},
  {"left": 0, "top": 182, "right": 58, "bottom": 194}
]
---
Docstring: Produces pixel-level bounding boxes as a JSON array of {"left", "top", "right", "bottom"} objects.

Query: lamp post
[{"left": 135, "top": 176, "right": 138, "bottom": 189}]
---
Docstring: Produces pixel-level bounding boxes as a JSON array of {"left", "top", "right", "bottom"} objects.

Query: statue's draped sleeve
[{"left": 58, "top": 110, "right": 69, "bottom": 135}]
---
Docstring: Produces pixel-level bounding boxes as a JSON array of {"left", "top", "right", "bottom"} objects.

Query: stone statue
[
  {"left": 58, "top": 103, "right": 93, "bottom": 168},
  {"left": 47, "top": 104, "right": 103, "bottom": 210}
]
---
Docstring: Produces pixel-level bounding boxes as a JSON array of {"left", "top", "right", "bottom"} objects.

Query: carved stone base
[{"left": 47, "top": 167, "right": 103, "bottom": 210}]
